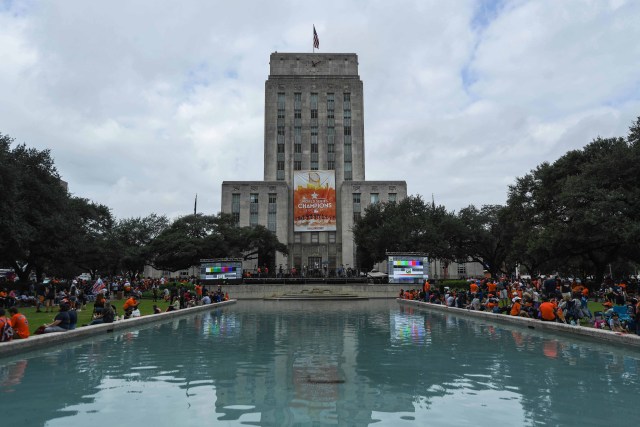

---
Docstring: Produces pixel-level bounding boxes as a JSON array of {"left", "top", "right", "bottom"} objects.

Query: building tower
[{"left": 221, "top": 52, "right": 407, "bottom": 275}]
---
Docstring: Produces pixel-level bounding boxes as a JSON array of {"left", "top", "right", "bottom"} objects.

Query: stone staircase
[{"left": 264, "top": 288, "right": 368, "bottom": 300}]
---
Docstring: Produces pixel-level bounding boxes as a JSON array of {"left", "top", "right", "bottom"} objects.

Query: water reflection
[{"left": 1, "top": 300, "right": 639, "bottom": 426}]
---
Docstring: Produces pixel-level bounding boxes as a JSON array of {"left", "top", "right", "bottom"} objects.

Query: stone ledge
[
  {"left": 0, "top": 300, "right": 236, "bottom": 358},
  {"left": 398, "top": 299, "right": 640, "bottom": 348}
]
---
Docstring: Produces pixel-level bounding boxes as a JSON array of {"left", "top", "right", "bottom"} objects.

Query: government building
[{"left": 221, "top": 52, "right": 407, "bottom": 274}]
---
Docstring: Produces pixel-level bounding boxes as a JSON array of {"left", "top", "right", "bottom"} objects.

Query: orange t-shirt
[
  {"left": 487, "top": 282, "right": 497, "bottom": 293},
  {"left": 470, "top": 283, "right": 479, "bottom": 293},
  {"left": 510, "top": 302, "right": 521, "bottom": 316},
  {"left": 10, "top": 313, "right": 30, "bottom": 339},
  {"left": 539, "top": 302, "right": 556, "bottom": 321},
  {"left": 123, "top": 298, "right": 138, "bottom": 310}
]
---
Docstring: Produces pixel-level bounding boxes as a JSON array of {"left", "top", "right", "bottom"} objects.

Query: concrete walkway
[
  {"left": 398, "top": 298, "right": 640, "bottom": 349},
  {"left": 0, "top": 300, "right": 236, "bottom": 358}
]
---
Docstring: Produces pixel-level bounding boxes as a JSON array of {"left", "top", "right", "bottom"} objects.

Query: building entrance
[{"left": 307, "top": 256, "right": 322, "bottom": 277}]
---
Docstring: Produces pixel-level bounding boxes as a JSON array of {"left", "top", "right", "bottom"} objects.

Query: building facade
[{"left": 221, "top": 52, "right": 407, "bottom": 274}]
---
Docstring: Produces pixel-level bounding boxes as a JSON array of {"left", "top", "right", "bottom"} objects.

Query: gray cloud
[{"left": 1, "top": 0, "right": 639, "bottom": 219}]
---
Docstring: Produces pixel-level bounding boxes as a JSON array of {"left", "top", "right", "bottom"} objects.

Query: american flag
[
  {"left": 92, "top": 279, "right": 105, "bottom": 294},
  {"left": 313, "top": 26, "right": 319, "bottom": 49}
]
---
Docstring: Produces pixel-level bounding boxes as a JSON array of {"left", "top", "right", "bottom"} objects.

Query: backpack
[{"left": 0, "top": 318, "right": 14, "bottom": 342}]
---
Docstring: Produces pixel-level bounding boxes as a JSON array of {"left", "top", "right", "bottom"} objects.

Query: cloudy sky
[{"left": 2, "top": 0, "right": 639, "bottom": 220}]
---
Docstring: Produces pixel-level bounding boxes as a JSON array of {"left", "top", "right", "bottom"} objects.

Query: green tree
[
  {"left": 456, "top": 204, "right": 512, "bottom": 278},
  {"left": 0, "top": 135, "right": 71, "bottom": 283},
  {"left": 147, "top": 213, "right": 287, "bottom": 272},
  {"left": 353, "top": 196, "right": 461, "bottom": 271},
  {"left": 505, "top": 132, "right": 640, "bottom": 283},
  {"left": 115, "top": 214, "right": 169, "bottom": 276}
]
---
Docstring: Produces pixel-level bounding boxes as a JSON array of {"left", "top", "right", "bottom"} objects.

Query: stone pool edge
[
  {"left": 0, "top": 300, "right": 237, "bottom": 358},
  {"left": 397, "top": 299, "right": 640, "bottom": 349}
]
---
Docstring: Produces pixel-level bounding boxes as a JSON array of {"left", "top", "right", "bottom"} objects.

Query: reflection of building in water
[
  {"left": 221, "top": 53, "right": 407, "bottom": 274},
  {"left": 207, "top": 302, "right": 420, "bottom": 425}
]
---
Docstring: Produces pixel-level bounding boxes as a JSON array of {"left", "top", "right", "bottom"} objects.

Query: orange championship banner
[{"left": 294, "top": 170, "right": 337, "bottom": 232}]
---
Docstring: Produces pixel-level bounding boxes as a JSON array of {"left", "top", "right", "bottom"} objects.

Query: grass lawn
[
  {"left": 8, "top": 298, "right": 627, "bottom": 336},
  {"left": 13, "top": 297, "right": 173, "bottom": 335}
]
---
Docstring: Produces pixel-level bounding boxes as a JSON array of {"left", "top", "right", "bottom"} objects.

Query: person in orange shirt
[
  {"left": 123, "top": 296, "right": 139, "bottom": 318},
  {"left": 470, "top": 282, "right": 479, "bottom": 294},
  {"left": 8, "top": 307, "right": 29, "bottom": 339},
  {"left": 510, "top": 297, "right": 522, "bottom": 316},
  {"left": 487, "top": 281, "right": 497, "bottom": 294},
  {"left": 539, "top": 298, "right": 557, "bottom": 321}
]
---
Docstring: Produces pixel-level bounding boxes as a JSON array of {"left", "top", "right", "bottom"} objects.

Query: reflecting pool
[{"left": 2, "top": 300, "right": 640, "bottom": 426}]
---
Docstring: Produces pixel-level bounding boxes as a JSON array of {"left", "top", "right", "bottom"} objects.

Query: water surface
[{"left": 2, "top": 300, "right": 639, "bottom": 426}]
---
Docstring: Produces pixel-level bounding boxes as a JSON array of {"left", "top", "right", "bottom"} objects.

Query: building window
[
  {"left": 310, "top": 160, "right": 318, "bottom": 170},
  {"left": 328, "top": 232, "right": 336, "bottom": 244},
  {"left": 231, "top": 193, "right": 240, "bottom": 226},
  {"left": 277, "top": 160, "right": 285, "bottom": 171},
  {"left": 353, "top": 212, "right": 361, "bottom": 222},
  {"left": 249, "top": 193, "right": 259, "bottom": 227},
  {"left": 352, "top": 193, "right": 361, "bottom": 204},
  {"left": 268, "top": 193, "right": 277, "bottom": 233},
  {"left": 277, "top": 92, "right": 285, "bottom": 109},
  {"left": 310, "top": 93, "right": 318, "bottom": 109},
  {"left": 311, "top": 232, "right": 319, "bottom": 243},
  {"left": 344, "top": 143, "right": 352, "bottom": 160},
  {"left": 344, "top": 161, "right": 352, "bottom": 181},
  {"left": 344, "top": 93, "right": 352, "bottom": 176},
  {"left": 457, "top": 263, "right": 467, "bottom": 276},
  {"left": 370, "top": 193, "right": 379, "bottom": 204},
  {"left": 388, "top": 193, "right": 397, "bottom": 203},
  {"left": 277, "top": 143, "right": 285, "bottom": 153},
  {"left": 294, "top": 160, "right": 302, "bottom": 170},
  {"left": 294, "top": 233, "right": 301, "bottom": 243}
]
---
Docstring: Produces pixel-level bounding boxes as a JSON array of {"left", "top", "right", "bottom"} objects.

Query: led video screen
[{"left": 387, "top": 255, "right": 429, "bottom": 284}]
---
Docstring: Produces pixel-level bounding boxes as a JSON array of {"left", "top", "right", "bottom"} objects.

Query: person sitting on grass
[
  {"left": 166, "top": 296, "right": 180, "bottom": 312},
  {"left": 510, "top": 297, "right": 522, "bottom": 316},
  {"left": 152, "top": 305, "right": 162, "bottom": 314},
  {"left": 609, "top": 312, "right": 626, "bottom": 333},
  {"left": 538, "top": 297, "right": 557, "bottom": 322},
  {"left": 0, "top": 308, "right": 14, "bottom": 342},
  {"left": 123, "top": 295, "right": 139, "bottom": 319},
  {"left": 89, "top": 304, "right": 116, "bottom": 325},
  {"left": 8, "top": 307, "right": 29, "bottom": 339},
  {"left": 41, "top": 303, "right": 71, "bottom": 333}
]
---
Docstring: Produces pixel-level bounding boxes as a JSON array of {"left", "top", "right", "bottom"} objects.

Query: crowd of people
[
  {"left": 0, "top": 277, "right": 230, "bottom": 343},
  {"left": 400, "top": 276, "right": 640, "bottom": 335}
]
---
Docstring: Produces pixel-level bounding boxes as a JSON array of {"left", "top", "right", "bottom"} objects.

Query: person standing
[
  {"left": 8, "top": 307, "right": 29, "bottom": 339},
  {"left": 152, "top": 283, "right": 159, "bottom": 302},
  {"left": 44, "top": 283, "right": 56, "bottom": 313}
]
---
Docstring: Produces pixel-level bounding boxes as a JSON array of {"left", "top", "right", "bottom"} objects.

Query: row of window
[
  {"left": 352, "top": 192, "right": 396, "bottom": 205},
  {"left": 279, "top": 92, "right": 351, "bottom": 176},
  {"left": 232, "top": 193, "right": 278, "bottom": 232},
  {"left": 293, "top": 232, "right": 336, "bottom": 244},
  {"left": 344, "top": 93, "right": 352, "bottom": 180}
]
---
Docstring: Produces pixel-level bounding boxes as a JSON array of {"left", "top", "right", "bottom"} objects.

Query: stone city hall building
[{"left": 221, "top": 52, "right": 407, "bottom": 274}]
